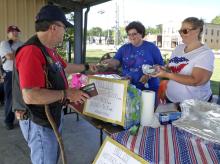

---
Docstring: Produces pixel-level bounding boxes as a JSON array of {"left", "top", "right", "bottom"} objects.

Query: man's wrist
[
  {"left": 60, "top": 89, "right": 67, "bottom": 103},
  {"left": 84, "top": 63, "right": 89, "bottom": 71}
]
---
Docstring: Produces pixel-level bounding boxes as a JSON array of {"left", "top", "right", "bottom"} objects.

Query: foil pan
[{"left": 172, "top": 99, "right": 220, "bottom": 144}]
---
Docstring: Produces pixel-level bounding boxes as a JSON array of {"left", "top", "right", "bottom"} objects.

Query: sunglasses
[{"left": 178, "top": 28, "right": 196, "bottom": 35}]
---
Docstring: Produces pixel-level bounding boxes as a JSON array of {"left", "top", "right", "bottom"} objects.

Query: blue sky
[{"left": 86, "top": 0, "right": 220, "bottom": 29}]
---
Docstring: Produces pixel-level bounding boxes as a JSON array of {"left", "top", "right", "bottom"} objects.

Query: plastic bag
[
  {"left": 70, "top": 73, "right": 88, "bottom": 89},
  {"left": 172, "top": 99, "right": 220, "bottom": 144}
]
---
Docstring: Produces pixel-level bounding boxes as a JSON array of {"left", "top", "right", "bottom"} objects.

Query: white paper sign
[
  {"left": 83, "top": 76, "right": 128, "bottom": 126},
  {"left": 93, "top": 137, "right": 148, "bottom": 164}
]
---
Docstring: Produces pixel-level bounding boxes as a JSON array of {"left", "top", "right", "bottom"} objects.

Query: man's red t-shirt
[{"left": 16, "top": 45, "right": 67, "bottom": 89}]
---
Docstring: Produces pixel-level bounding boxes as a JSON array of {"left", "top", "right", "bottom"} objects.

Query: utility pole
[
  {"left": 98, "top": 10, "right": 110, "bottom": 45},
  {"left": 114, "top": 1, "right": 120, "bottom": 46}
]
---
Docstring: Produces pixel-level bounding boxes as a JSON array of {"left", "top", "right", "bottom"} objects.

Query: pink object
[{"left": 70, "top": 73, "right": 88, "bottom": 89}]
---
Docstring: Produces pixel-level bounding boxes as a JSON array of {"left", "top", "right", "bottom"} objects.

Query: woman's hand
[
  {"left": 100, "top": 58, "right": 112, "bottom": 67},
  {"left": 150, "top": 65, "right": 169, "bottom": 78},
  {"left": 100, "top": 58, "right": 120, "bottom": 69},
  {"left": 139, "top": 74, "right": 150, "bottom": 84}
]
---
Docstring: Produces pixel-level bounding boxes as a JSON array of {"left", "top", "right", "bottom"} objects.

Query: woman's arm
[
  {"left": 101, "top": 58, "right": 120, "bottom": 69},
  {"left": 153, "top": 66, "right": 212, "bottom": 86}
]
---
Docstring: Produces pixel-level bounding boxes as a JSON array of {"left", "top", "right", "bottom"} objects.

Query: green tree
[
  {"left": 118, "top": 27, "right": 126, "bottom": 44},
  {"left": 102, "top": 29, "right": 113, "bottom": 38},
  {"left": 156, "top": 24, "right": 162, "bottom": 34},
  {"left": 211, "top": 16, "right": 220, "bottom": 24},
  {"left": 57, "top": 13, "right": 74, "bottom": 59},
  {"left": 88, "top": 27, "right": 102, "bottom": 37},
  {"left": 103, "top": 29, "right": 114, "bottom": 44}
]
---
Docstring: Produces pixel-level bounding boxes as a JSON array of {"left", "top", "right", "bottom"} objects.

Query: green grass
[
  {"left": 85, "top": 49, "right": 107, "bottom": 63},
  {"left": 211, "top": 58, "right": 220, "bottom": 95},
  {"left": 85, "top": 50, "right": 220, "bottom": 95},
  {"left": 86, "top": 49, "right": 107, "bottom": 58}
]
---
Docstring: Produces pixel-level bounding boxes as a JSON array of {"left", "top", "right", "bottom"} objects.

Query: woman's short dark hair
[
  {"left": 182, "top": 17, "right": 204, "bottom": 40},
  {"left": 35, "top": 20, "right": 54, "bottom": 32},
  {"left": 125, "top": 21, "right": 145, "bottom": 38}
]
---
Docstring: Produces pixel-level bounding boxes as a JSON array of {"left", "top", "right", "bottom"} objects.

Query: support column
[{"left": 74, "top": 7, "right": 83, "bottom": 64}]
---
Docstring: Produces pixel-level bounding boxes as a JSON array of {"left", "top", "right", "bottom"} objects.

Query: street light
[{"left": 97, "top": 10, "right": 110, "bottom": 45}]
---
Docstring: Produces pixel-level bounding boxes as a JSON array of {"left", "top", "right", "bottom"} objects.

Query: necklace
[{"left": 184, "top": 43, "right": 202, "bottom": 53}]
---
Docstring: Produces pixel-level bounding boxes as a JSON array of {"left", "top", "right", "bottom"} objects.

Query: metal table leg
[
  {"left": 76, "top": 113, "right": 79, "bottom": 121},
  {"left": 100, "top": 128, "right": 103, "bottom": 147}
]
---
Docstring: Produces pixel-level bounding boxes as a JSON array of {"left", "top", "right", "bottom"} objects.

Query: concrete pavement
[{"left": 0, "top": 105, "right": 103, "bottom": 164}]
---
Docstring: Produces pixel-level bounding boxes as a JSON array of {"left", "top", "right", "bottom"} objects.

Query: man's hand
[
  {"left": 66, "top": 88, "right": 90, "bottom": 104},
  {"left": 15, "top": 110, "right": 28, "bottom": 120},
  {"left": 88, "top": 63, "right": 98, "bottom": 72}
]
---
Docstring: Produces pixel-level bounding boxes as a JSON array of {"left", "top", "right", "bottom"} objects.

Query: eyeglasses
[
  {"left": 127, "top": 32, "right": 138, "bottom": 37},
  {"left": 54, "top": 23, "right": 67, "bottom": 32},
  {"left": 178, "top": 28, "right": 196, "bottom": 35}
]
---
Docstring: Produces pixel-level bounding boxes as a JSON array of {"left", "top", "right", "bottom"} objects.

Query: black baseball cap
[{"left": 35, "top": 4, "right": 73, "bottom": 27}]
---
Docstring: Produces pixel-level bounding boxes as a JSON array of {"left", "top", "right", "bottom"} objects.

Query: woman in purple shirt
[{"left": 102, "top": 21, "right": 164, "bottom": 92}]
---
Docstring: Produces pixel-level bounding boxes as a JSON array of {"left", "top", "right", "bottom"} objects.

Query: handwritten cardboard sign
[
  {"left": 83, "top": 76, "right": 128, "bottom": 126},
  {"left": 93, "top": 137, "right": 148, "bottom": 164}
]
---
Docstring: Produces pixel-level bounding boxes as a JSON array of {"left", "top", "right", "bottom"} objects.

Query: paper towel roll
[{"left": 141, "top": 90, "right": 155, "bottom": 126}]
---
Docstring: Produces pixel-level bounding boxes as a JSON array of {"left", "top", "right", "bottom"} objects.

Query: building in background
[
  {"left": 202, "top": 23, "right": 220, "bottom": 49},
  {"left": 144, "top": 34, "right": 162, "bottom": 48},
  {"left": 161, "top": 21, "right": 181, "bottom": 49},
  {"left": 161, "top": 21, "right": 220, "bottom": 50}
]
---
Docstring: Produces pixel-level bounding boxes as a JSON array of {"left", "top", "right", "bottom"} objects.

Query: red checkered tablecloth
[{"left": 111, "top": 124, "right": 220, "bottom": 164}]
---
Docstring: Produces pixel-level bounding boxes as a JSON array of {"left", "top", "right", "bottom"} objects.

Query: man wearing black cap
[
  {"left": 0, "top": 25, "right": 23, "bottom": 130},
  {"left": 13, "top": 4, "right": 97, "bottom": 164}
]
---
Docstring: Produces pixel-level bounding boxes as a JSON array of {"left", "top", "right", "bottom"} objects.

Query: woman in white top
[{"left": 152, "top": 17, "right": 214, "bottom": 103}]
